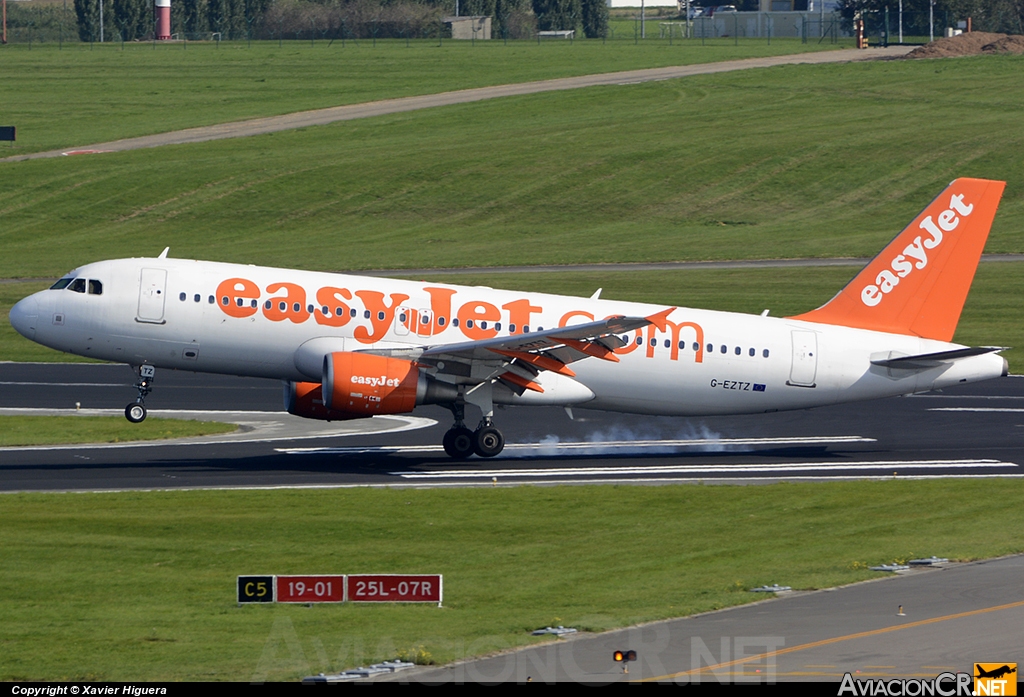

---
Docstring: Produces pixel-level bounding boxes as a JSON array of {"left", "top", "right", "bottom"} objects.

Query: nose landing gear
[{"left": 125, "top": 365, "right": 155, "bottom": 423}]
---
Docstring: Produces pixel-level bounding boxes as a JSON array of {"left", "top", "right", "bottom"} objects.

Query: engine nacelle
[
  {"left": 323, "top": 351, "right": 422, "bottom": 416},
  {"left": 283, "top": 381, "right": 363, "bottom": 421},
  {"left": 287, "top": 351, "right": 460, "bottom": 421}
]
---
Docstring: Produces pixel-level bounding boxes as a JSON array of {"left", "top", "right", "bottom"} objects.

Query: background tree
[
  {"left": 74, "top": 0, "right": 114, "bottom": 41},
  {"left": 112, "top": 0, "right": 150, "bottom": 40},
  {"left": 532, "top": 0, "right": 580, "bottom": 31},
  {"left": 580, "top": 0, "right": 606, "bottom": 37}
]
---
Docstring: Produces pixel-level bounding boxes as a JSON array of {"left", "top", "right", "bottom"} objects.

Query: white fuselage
[{"left": 10, "top": 257, "right": 1007, "bottom": 416}]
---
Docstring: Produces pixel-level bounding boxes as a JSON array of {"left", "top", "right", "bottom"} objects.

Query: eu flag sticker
[{"left": 753, "top": 384, "right": 766, "bottom": 392}]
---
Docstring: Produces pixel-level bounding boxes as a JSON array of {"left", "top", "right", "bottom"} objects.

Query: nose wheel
[
  {"left": 124, "top": 364, "right": 155, "bottom": 424},
  {"left": 125, "top": 403, "right": 147, "bottom": 423}
]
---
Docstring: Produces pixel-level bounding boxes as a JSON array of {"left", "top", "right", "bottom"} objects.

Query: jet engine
[{"left": 285, "top": 351, "right": 458, "bottom": 421}]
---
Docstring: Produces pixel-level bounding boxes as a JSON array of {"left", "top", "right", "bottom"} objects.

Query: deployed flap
[
  {"left": 791, "top": 178, "right": 1005, "bottom": 341},
  {"left": 368, "top": 311, "right": 670, "bottom": 391}
]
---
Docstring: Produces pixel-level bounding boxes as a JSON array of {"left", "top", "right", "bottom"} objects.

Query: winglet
[
  {"left": 645, "top": 307, "right": 677, "bottom": 332},
  {"left": 790, "top": 178, "right": 1005, "bottom": 342}
]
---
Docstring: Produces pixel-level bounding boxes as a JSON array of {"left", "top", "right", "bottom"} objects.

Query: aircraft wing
[{"left": 373, "top": 308, "right": 674, "bottom": 394}]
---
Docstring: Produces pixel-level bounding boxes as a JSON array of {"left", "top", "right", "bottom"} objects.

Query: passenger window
[
  {"left": 50, "top": 278, "right": 73, "bottom": 290},
  {"left": 749, "top": 348, "right": 755, "bottom": 357},
  {"left": 377, "top": 311, "right": 385, "bottom": 321},
  {"left": 494, "top": 323, "right": 501, "bottom": 331},
  {"left": 294, "top": 303, "right": 301, "bottom": 313},
  {"left": 180, "top": 292, "right": 186, "bottom": 302},
  {"left": 452, "top": 318, "right": 459, "bottom": 327},
  {"left": 664, "top": 340, "right": 670, "bottom": 348},
  {"left": 194, "top": 294, "right": 201, "bottom": 303},
  {"left": 763, "top": 349, "right": 770, "bottom": 358},
  {"left": 308, "top": 304, "right": 315, "bottom": 313},
  {"left": 720, "top": 345, "right": 727, "bottom": 354},
  {"left": 509, "top": 324, "right": 516, "bottom": 334},
  {"left": 466, "top": 320, "right": 474, "bottom": 328},
  {"left": 636, "top": 337, "right": 643, "bottom": 346},
  {"left": 693, "top": 342, "right": 699, "bottom": 351},
  {"left": 734, "top": 346, "right": 741, "bottom": 355},
  {"left": 706, "top": 343, "right": 713, "bottom": 353},
  {"left": 265, "top": 301, "right": 272, "bottom": 310},
  {"left": 480, "top": 321, "right": 488, "bottom": 330},
  {"left": 363, "top": 310, "right": 371, "bottom": 319},
  {"left": 208, "top": 295, "right": 215, "bottom": 304},
  {"left": 68, "top": 278, "right": 87, "bottom": 293},
  {"left": 438, "top": 317, "right": 446, "bottom": 326}
]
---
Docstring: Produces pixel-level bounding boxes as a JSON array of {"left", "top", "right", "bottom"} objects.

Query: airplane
[{"left": 7, "top": 177, "right": 1009, "bottom": 459}]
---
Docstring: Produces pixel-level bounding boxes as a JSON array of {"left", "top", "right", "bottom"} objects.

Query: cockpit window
[
  {"left": 68, "top": 278, "right": 87, "bottom": 293},
  {"left": 50, "top": 278, "right": 73, "bottom": 290},
  {"left": 88, "top": 280, "right": 103, "bottom": 295}
]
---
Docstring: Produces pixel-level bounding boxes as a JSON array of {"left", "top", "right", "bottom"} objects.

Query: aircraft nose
[{"left": 9, "top": 294, "right": 39, "bottom": 341}]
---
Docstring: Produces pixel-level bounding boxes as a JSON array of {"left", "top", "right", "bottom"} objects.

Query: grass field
[
  {"left": 1, "top": 480, "right": 1021, "bottom": 681},
  {"left": 0, "top": 38, "right": 851, "bottom": 157},
  {"left": 1, "top": 54, "right": 1022, "bottom": 284},
  {"left": 0, "top": 415, "right": 236, "bottom": 446}
]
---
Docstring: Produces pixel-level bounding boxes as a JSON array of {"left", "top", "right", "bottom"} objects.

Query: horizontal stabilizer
[{"left": 871, "top": 346, "right": 1004, "bottom": 370}]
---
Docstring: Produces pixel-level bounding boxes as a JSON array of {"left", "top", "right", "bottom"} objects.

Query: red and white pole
[{"left": 155, "top": 0, "right": 171, "bottom": 40}]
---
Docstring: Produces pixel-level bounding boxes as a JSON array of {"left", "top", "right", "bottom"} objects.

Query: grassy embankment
[
  {"left": 0, "top": 37, "right": 851, "bottom": 157},
  {"left": 0, "top": 415, "right": 236, "bottom": 446},
  {"left": 2, "top": 480, "right": 1022, "bottom": 681},
  {"left": 2, "top": 56, "right": 1023, "bottom": 366}
]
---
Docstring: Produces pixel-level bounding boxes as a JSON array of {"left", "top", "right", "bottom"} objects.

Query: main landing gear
[
  {"left": 125, "top": 364, "right": 155, "bottom": 424},
  {"left": 442, "top": 404, "right": 505, "bottom": 459}
]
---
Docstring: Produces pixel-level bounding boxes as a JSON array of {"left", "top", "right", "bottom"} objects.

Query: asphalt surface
[
  {"left": 385, "top": 554, "right": 1024, "bottom": 684},
  {"left": 0, "top": 47, "right": 912, "bottom": 163},
  {"left": 3, "top": 362, "right": 1021, "bottom": 684},
  {"left": 1, "top": 363, "right": 1021, "bottom": 492}
]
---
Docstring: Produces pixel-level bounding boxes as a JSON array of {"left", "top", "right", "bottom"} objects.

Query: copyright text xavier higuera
[{"left": 12, "top": 687, "right": 167, "bottom": 696}]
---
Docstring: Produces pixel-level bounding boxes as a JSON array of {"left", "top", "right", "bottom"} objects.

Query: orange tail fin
[{"left": 790, "top": 178, "right": 1005, "bottom": 341}]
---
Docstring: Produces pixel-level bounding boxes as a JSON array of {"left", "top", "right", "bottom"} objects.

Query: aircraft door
[
  {"left": 788, "top": 330, "right": 817, "bottom": 387},
  {"left": 394, "top": 307, "right": 412, "bottom": 336},
  {"left": 137, "top": 268, "right": 167, "bottom": 324}
]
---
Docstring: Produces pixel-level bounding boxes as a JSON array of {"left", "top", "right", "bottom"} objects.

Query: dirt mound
[
  {"left": 904, "top": 32, "right": 1012, "bottom": 58},
  {"left": 981, "top": 34, "right": 1024, "bottom": 54}
]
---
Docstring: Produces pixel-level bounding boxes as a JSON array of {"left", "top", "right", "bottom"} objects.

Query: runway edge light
[{"left": 614, "top": 650, "right": 637, "bottom": 674}]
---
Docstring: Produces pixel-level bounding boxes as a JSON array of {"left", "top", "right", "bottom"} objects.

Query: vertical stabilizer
[{"left": 790, "top": 178, "right": 1005, "bottom": 341}]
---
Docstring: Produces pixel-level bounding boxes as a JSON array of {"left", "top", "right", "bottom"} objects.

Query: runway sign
[
  {"left": 276, "top": 575, "right": 345, "bottom": 603},
  {"left": 237, "top": 575, "right": 275, "bottom": 603},
  {"left": 347, "top": 574, "right": 442, "bottom": 604}
]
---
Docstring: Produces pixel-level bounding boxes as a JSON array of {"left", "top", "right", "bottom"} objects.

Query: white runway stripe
[
  {"left": 276, "top": 435, "right": 875, "bottom": 455},
  {"left": 929, "top": 408, "right": 1024, "bottom": 413},
  {"left": 394, "top": 460, "right": 1015, "bottom": 479}
]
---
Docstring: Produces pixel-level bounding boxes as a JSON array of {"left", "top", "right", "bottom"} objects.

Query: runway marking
[
  {"left": 0, "top": 381, "right": 127, "bottom": 387},
  {"left": 643, "top": 598, "right": 1024, "bottom": 682},
  {"left": 929, "top": 407, "right": 1024, "bottom": 413},
  {"left": 276, "top": 435, "right": 876, "bottom": 456},
  {"left": 392, "top": 460, "right": 1014, "bottom": 480}
]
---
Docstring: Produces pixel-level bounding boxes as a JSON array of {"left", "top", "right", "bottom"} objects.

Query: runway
[{"left": 1, "top": 363, "right": 1021, "bottom": 492}]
